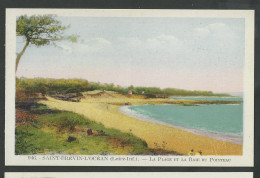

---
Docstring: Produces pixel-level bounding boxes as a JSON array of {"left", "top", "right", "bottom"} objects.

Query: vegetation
[
  {"left": 16, "top": 15, "right": 78, "bottom": 72},
  {"left": 16, "top": 77, "right": 231, "bottom": 98},
  {"left": 15, "top": 92, "right": 179, "bottom": 155},
  {"left": 15, "top": 102, "right": 150, "bottom": 155},
  {"left": 16, "top": 78, "right": 90, "bottom": 96}
]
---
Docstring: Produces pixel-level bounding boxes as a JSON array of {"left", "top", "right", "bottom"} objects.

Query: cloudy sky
[{"left": 16, "top": 17, "right": 245, "bottom": 93}]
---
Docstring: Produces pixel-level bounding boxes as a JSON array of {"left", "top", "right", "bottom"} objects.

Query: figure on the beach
[
  {"left": 195, "top": 150, "right": 202, "bottom": 155},
  {"left": 188, "top": 149, "right": 194, "bottom": 155}
]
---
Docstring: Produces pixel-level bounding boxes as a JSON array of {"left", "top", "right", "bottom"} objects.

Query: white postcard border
[
  {"left": 4, "top": 172, "right": 254, "bottom": 178},
  {"left": 5, "top": 9, "right": 254, "bottom": 166}
]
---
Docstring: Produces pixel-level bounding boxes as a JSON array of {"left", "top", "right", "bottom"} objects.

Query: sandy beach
[{"left": 40, "top": 96, "right": 242, "bottom": 155}]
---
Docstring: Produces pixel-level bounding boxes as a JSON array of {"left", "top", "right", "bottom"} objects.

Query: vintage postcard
[
  {"left": 3, "top": 172, "right": 254, "bottom": 178},
  {"left": 5, "top": 9, "right": 254, "bottom": 166}
]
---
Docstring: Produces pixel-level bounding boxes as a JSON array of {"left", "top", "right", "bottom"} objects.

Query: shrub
[{"left": 37, "top": 112, "right": 88, "bottom": 132}]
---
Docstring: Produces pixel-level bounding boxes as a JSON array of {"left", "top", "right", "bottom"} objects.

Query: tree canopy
[
  {"left": 16, "top": 15, "right": 78, "bottom": 72},
  {"left": 16, "top": 78, "right": 231, "bottom": 97}
]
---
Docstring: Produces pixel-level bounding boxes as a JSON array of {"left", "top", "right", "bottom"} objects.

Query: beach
[{"left": 40, "top": 96, "right": 243, "bottom": 155}]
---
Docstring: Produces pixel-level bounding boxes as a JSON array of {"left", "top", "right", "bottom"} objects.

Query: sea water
[
  {"left": 169, "top": 96, "right": 243, "bottom": 102},
  {"left": 119, "top": 97, "right": 243, "bottom": 144}
]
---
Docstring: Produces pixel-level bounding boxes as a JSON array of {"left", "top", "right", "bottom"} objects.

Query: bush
[
  {"left": 37, "top": 112, "right": 88, "bottom": 132},
  {"left": 57, "top": 116, "right": 82, "bottom": 131}
]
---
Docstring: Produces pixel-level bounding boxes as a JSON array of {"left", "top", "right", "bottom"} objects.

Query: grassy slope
[{"left": 16, "top": 102, "right": 178, "bottom": 155}]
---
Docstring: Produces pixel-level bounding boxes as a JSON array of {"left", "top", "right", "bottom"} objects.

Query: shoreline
[
  {"left": 119, "top": 105, "right": 243, "bottom": 145},
  {"left": 40, "top": 97, "right": 243, "bottom": 155}
]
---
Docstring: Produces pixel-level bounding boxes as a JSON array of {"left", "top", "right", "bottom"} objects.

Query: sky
[{"left": 16, "top": 17, "right": 245, "bottom": 93}]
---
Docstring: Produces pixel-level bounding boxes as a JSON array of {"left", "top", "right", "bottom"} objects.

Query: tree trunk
[{"left": 16, "top": 40, "right": 29, "bottom": 72}]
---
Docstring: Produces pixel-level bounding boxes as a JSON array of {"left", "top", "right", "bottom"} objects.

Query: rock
[
  {"left": 67, "top": 136, "right": 76, "bottom": 142},
  {"left": 87, "top": 128, "right": 93, "bottom": 135}
]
